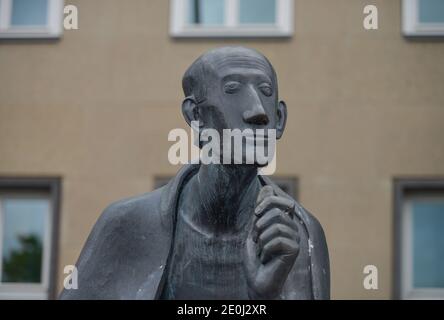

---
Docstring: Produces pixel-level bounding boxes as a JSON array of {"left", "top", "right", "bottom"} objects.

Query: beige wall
[{"left": 1, "top": 0, "right": 443, "bottom": 299}]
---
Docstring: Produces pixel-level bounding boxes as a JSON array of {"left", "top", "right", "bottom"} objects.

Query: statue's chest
[{"left": 160, "top": 210, "right": 250, "bottom": 299}]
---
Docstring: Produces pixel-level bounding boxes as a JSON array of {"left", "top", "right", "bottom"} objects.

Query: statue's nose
[{"left": 242, "top": 88, "right": 269, "bottom": 125}]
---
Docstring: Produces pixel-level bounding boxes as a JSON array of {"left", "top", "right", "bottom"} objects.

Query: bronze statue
[{"left": 60, "top": 46, "right": 330, "bottom": 300}]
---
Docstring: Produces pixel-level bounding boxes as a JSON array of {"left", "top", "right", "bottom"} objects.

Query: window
[
  {"left": 402, "top": 0, "right": 444, "bottom": 36},
  {"left": 0, "top": 0, "right": 64, "bottom": 38},
  {"left": 0, "top": 178, "right": 61, "bottom": 300},
  {"left": 394, "top": 179, "right": 444, "bottom": 299},
  {"left": 170, "top": 0, "right": 293, "bottom": 37}
]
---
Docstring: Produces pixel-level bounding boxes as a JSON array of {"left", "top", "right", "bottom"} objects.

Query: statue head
[{"left": 181, "top": 46, "right": 287, "bottom": 166}]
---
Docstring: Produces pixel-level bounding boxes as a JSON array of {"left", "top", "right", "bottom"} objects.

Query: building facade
[{"left": 0, "top": 0, "right": 444, "bottom": 299}]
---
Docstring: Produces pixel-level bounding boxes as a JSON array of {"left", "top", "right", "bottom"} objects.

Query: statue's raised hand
[{"left": 244, "top": 185, "right": 300, "bottom": 299}]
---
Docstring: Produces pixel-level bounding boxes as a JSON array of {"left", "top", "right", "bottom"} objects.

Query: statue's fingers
[
  {"left": 258, "top": 224, "right": 299, "bottom": 250},
  {"left": 253, "top": 208, "right": 297, "bottom": 243},
  {"left": 253, "top": 208, "right": 280, "bottom": 243},
  {"left": 259, "top": 237, "right": 299, "bottom": 265},
  {"left": 256, "top": 208, "right": 297, "bottom": 234},
  {"left": 255, "top": 195, "right": 295, "bottom": 218},
  {"left": 260, "top": 249, "right": 298, "bottom": 290}
]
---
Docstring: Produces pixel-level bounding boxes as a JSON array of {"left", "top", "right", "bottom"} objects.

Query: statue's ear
[
  {"left": 276, "top": 100, "right": 287, "bottom": 139},
  {"left": 182, "top": 96, "right": 199, "bottom": 127}
]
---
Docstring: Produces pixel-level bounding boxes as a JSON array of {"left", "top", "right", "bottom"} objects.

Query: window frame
[
  {"left": 394, "top": 178, "right": 444, "bottom": 299},
  {"left": 402, "top": 0, "right": 444, "bottom": 36},
  {"left": 170, "top": 0, "right": 294, "bottom": 38},
  {"left": 0, "top": 0, "right": 64, "bottom": 39},
  {"left": 0, "top": 177, "right": 61, "bottom": 300}
]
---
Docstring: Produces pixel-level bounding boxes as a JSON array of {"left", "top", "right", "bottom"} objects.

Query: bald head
[{"left": 182, "top": 46, "right": 277, "bottom": 103}]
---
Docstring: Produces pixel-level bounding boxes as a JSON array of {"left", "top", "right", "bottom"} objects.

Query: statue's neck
[{"left": 185, "top": 164, "right": 260, "bottom": 235}]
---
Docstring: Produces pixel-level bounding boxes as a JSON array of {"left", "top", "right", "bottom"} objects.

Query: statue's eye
[
  {"left": 224, "top": 81, "right": 241, "bottom": 94},
  {"left": 259, "top": 83, "right": 273, "bottom": 97}
]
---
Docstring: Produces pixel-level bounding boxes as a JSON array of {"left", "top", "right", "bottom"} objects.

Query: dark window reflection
[
  {"left": 188, "top": 0, "right": 224, "bottom": 25},
  {"left": 1, "top": 198, "right": 48, "bottom": 283}
]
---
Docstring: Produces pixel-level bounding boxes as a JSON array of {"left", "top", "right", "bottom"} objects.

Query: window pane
[
  {"left": 11, "top": 0, "right": 48, "bottom": 26},
  {"left": 1, "top": 198, "right": 48, "bottom": 283},
  {"left": 419, "top": 0, "right": 444, "bottom": 23},
  {"left": 412, "top": 200, "right": 444, "bottom": 288},
  {"left": 239, "top": 0, "right": 276, "bottom": 24},
  {"left": 188, "top": 0, "right": 225, "bottom": 25}
]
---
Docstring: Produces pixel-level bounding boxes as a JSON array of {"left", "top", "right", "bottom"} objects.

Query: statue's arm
[
  {"left": 308, "top": 212, "right": 330, "bottom": 300},
  {"left": 59, "top": 201, "right": 128, "bottom": 299}
]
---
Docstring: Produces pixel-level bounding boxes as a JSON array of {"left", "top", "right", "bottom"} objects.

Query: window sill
[
  {"left": 0, "top": 27, "right": 62, "bottom": 39},
  {"left": 402, "top": 25, "right": 444, "bottom": 37},
  {"left": 170, "top": 26, "right": 293, "bottom": 38}
]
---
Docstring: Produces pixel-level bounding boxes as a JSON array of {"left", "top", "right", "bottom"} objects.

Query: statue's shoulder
[
  {"left": 82, "top": 166, "right": 195, "bottom": 256},
  {"left": 98, "top": 186, "right": 164, "bottom": 227},
  {"left": 78, "top": 186, "right": 167, "bottom": 256},
  {"left": 59, "top": 186, "right": 170, "bottom": 299},
  {"left": 74, "top": 186, "right": 168, "bottom": 269}
]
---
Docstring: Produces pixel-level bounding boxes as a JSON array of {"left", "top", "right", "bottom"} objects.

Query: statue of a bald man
[{"left": 60, "top": 47, "right": 330, "bottom": 300}]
